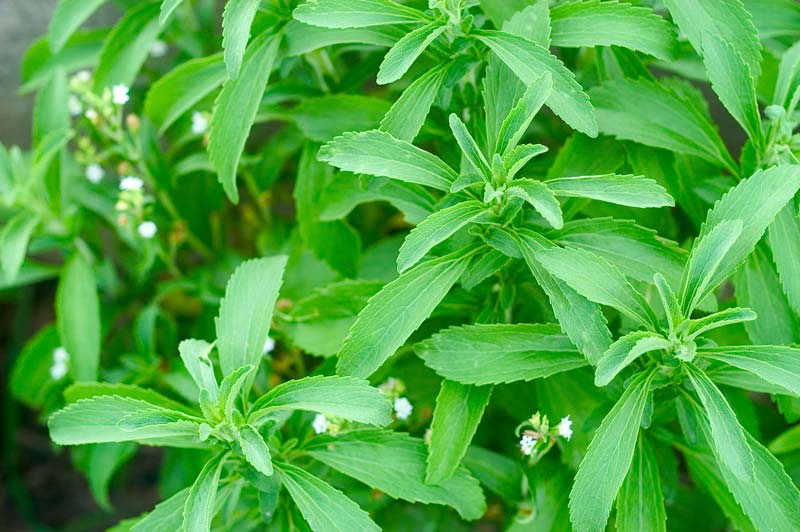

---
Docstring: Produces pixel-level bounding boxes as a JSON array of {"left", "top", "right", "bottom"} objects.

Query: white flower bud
[
  {"left": 558, "top": 415, "right": 573, "bottom": 441},
  {"left": 263, "top": 336, "right": 276, "bottom": 355},
  {"left": 119, "top": 176, "right": 144, "bottom": 191},
  {"left": 85, "top": 163, "right": 105, "bottom": 183},
  {"left": 519, "top": 434, "right": 537, "bottom": 456},
  {"left": 112, "top": 84, "right": 130, "bottom": 105},
  {"left": 393, "top": 397, "right": 413, "bottom": 420},
  {"left": 149, "top": 40, "right": 168, "bottom": 58},
  {"left": 312, "top": 413, "right": 329, "bottom": 434},
  {"left": 137, "top": 221, "right": 157, "bottom": 239},
  {"left": 191, "top": 111, "right": 209, "bottom": 135},
  {"left": 68, "top": 95, "right": 83, "bottom": 117},
  {"left": 50, "top": 346, "right": 70, "bottom": 380}
]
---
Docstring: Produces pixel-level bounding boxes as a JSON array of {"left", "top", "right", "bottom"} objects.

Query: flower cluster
[
  {"left": 379, "top": 377, "right": 413, "bottom": 421},
  {"left": 515, "top": 412, "right": 573, "bottom": 464},
  {"left": 49, "top": 346, "right": 70, "bottom": 380}
]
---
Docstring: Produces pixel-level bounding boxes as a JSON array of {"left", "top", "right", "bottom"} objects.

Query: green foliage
[{"left": 5, "top": 0, "right": 800, "bottom": 530}]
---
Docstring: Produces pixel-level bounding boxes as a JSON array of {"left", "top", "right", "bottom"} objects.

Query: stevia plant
[{"left": 2, "top": 0, "right": 800, "bottom": 531}]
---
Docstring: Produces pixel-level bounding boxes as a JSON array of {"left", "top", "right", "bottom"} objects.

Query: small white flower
[
  {"left": 191, "top": 111, "right": 209, "bottom": 135},
  {"left": 85, "top": 163, "right": 104, "bottom": 184},
  {"left": 68, "top": 95, "right": 83, "bottom": 116},
  {"left": 558, "top": 416, "right": 573, "bottom": 441},
  {"left": 149, "top": 40, "right": 168, "bottom": 57},
  {"left": 85, "top": 108, "right": 98, "bottom": 121},
  {"left": 519, "top": 434, "right": 537, "bottom": 456},
  {"left": 50, "top": 347, "right": 70, "bottom": 380},
  {"left": 394, "top": 397, "right": 413, "bottom": 420},
  {"left": 73, "top": 70, "right": 91, "bottom": 83},
  {"left": 112, "top": 84, "right": 130, "bottom": 105},
  {"left": 137, "top": 221, "right": 157, "bottom": 239},
  {"left": 119, "top": 176, "right": 144, "bottom": 191},
  {"left": 263, "top": 336, "right": 276, "bottom": 355},
  {"left": 312, "top": 413, "right": 328, "bottom": 434}
]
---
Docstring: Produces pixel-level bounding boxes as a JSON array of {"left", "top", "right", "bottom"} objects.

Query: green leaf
[
  {"left": 293, "top": 0, "right": 428, "bottom": 28},
  {"left": 93, "top": 2, "right": 162, "bottom": 89},
  {"left": 182, "top": 452, "right": 228, "bottom": 532},
  {"left": 222, "top": 0, "right": 260, "bottom": 79},
  {"left": 772, "top": 40, "right": 800, "bottom": 108},
  {"left": 319, "top": 130, "right": 457, "bottom": 191},
  {"left": 700, "top": 346, "right": 800, "bottom": 397},
  {"left": 654, "top": 273, "right": 684, "bottom": 331},
  {"left": 56, "top": 254, "right": 100, "bottom": 382},
  {"left": 615, "top": 437, "right": 667, "bottom": 532},
  {"left": 144, "top": 53, "right": 227, "bottom": 132},
  {"left": 426, "top": 381, "right": 492, "bottom": 485},
  {"left": 293, "top": 95, "right": 390, "bottom": 142},
  {"left": 546, "top": 174, "right": 674, "bottom": 208},
  {"left": 687, "top": 307, "right": 757, "bottom": 339},
  {"left": 397, "top": 201, "right": 490, "bottom": 273},
  {"left": 595, "top": 331, "right": 670, "bottom": 387},
  {"left": 684, "top": 364, "right": 753, "bottom": 480},
  {"left": 768, "top": 204, "right": 800, "bottom": 315},
  {"left": 248, "top": 375, "right": 392, "bottom": 426},
  {"left": 550, "top": 0, "right": 676, "bottom": 60},
  {"left": 536, "top": 246, "right": 657, "bottom": 329},
  {"left": 178, "top": 339, "right": 218, "bottom": 402},
  {"left": 381, "top": 63, "right": 448, "bottom": 142},
  {"left": 306, "top": 430, "right": 486, "bottom": 520},
  {"left": 336, "top": 247, "right": 474, "bottom": 378},
  {"left": 239, "top": 424, "right": 273, "bottom": 476},
  {"left": 208, "top": 31, "right": 281, "bottom": 203},
  {"left": 516, "top": 228, "right": 612, "bottom": 364},
  {"left": 83, "top": 442, "right": 137, "bottom": 511},
  {"left": 1, "top": 212, "right": 40, "bottom": 283},
  {"left": 591, "top": 78, "right": 735, "bottom": 173},
  {"left": 217, "top": 365, "right": 255, "bottom": 420},
  {"left": 701, "top": 32, "right": 764, "bottom": 149},
  {"left": 48, "top": 0, "right": 107, "bottom": 52},
  {"left": 698, "top": 165, "right": 800, "bottom": 292},
  {"left": 416, "top": 323, "right": 587, "bottom": 385},
  {"left": 377, "top": 22, "right": 446, "bottom": 85},
  {"left": 131, "top": 488, "right": 189, "bottom": 532},
  {"left": 462, "top": 446, "right": 523, "bottom": 503},
  {"left": 679, "top": 220, "right": 743, "bottom": 314},
  {"left": 664, "top": 0, "right": 762, "bottom": 76},
  {"left": 449, "top": 114, "right": 492, "bottom": 177},
  {"left": 495, "top": 72, "right": 552, "bottom": 156},
  {"left": 506, "top": 179, "right": 563, "bottom": 229},
  {"left": 48, "top": 396, "right": 202, "bottom": 446},
  {"left": 278, "top": 462, "right": 380, "bottom": 532},
  {"left": 770, "top": 424, "right": 800, "bottom": 455},
  {"left": 285, "top": 20, "right": 404, "bottom": 55},
  {"left": 64, "top": 382, "right": 197, "bottom": 415},
  {"left": 475, "top": 30, "right": 598, "bottom": 136},
  {"left": 10, "top": 325, "right": 61, "bottom": 407},
  {"left": 159, "top": 0, "right": 183, "bottom": 25},
  {"left": 569, "top": 371, "right": 653, "bottom": 532},
  {"left": 215, "top": 256, "right": 287, "bottom": 378}
]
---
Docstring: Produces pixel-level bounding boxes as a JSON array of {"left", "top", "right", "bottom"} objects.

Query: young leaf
[
  {"left": 679, "top": 220, "right": 743, "bottom": 314},
  {"left": 506, "top": 179, "right": 563, "bottom": 229},
  {"left": 698, "top": 165, "right": 800, "bottom": 291},
  {"left": 221, "top": 0, "right": 260, "bottom": 79},
  {"left": 278, "top": 462, "right": 380, "bottom": 532},
  {"left": 397, "top": 200, "right": 490, "bottom": 273},
  {"left": 684, "top": 364, "right": 754, "bottom": 480},
  {"left": 56, "top": 254, "right": 100, "bottom": 382},
  {"left": 687, "top": 307, "right": 757, "bottom": 339},
  {"left": 293, "top": 0, "right": 428, "bottom": 29},
  {"left": 516, "top": 228, "right": 612, "bottom": 364},
  {"left": 664, "top": 0, "right": 762, "bottom": 76},
  {"left": 1, "top": 212, "right": 40, "bottom": 283},
  {"left": 475, "top": 30, "right": 598, "bottom": 136},
  {"left": 595, "top": 332, "right": 671, "bottom": 387},
  {"left": 495, "top": 72, "right": 552, "bottom": 155},
  {"left": 48, "top": 0, "right": 107, "bottom": 52},
  {"left": 144, "top": 54, "right": 227, "bottom": 132},
  {"left": 93, "top": 2, "right": 162, "bottom": 89},
  {"left": 590, "top": 79, "right": 736, "bottom": 173},
  {"left": 336, "top": 247, "right": 474, "bottom": 378},
  {"left": 616, "top": 437, "right": 667, "bottom": 532},
  {"left": 699, "top": 346, "right": 800, "bottom": 397},
  {"left": 550, "top": 0, "right": 676, "bottom": 60},
  {"left": 178, "top": 339, "right": 218, "bottom": 402},
  {"left": 654, "top": 273, "right": 684, "bottom": 331},
  {"left": 426, "top": 381, "right": 492, "bottom": 485},
  {"left": 381, "top": 62, "right": 448, "bottom": 142},
  {"left": 248, "top": 375, "right": 392, "bottom": 426},
  {"left": 569, "top": 371, "right": 653, "bottom": 532},
  {"left": 319, "top": 130, "right": 457, "bottom": 191},
  {"left": 208, "top": 30, "right": 281, "bottom": 203},
  {"left": 504, "top": 143, "right": 548, "bottom": 179},
  {"left": 377, "top": 22, "right": 446, "bottom": 85},
  {"left": 306, "top": 430, "right": 486, "bottom": 520},
  {"left": 183, "top": 452, "right": 228, "bottom": 532},
  {"left": 536, "top": 246, "right": 657, "bottom": 329},
  {"left": 215, "top": 256, "right": 287, "bottom": 378},
  {"left": 239, "top": 424, "right": 273, "bottom": 476},
  {"left": 546, "top": 174, "right": 674, "bottom": 208},
  {"left": 416, "top": 323, "right": 587, "bottom": 385},
  {"left": 701, "top": 32, "right": 764, "bottom": 150},
  {"left": 449, "top": 114, "right": 492, "bottom": 178}
]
